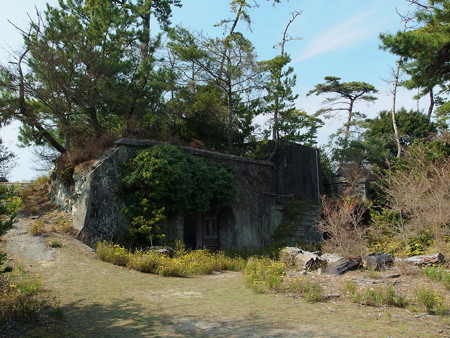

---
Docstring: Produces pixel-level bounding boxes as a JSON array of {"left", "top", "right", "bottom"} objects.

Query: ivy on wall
[{"left": 120, "top": 144, "right": 235, "bottom": 245}]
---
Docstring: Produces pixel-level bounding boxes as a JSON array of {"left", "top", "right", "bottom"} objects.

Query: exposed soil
[{"left": 1, "top": 187, "right": 449, "bottom": 337}]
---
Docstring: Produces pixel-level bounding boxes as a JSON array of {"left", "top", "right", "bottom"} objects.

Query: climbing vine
[{"left": 121, "top": 144, "right": 235, "bottom": 245}]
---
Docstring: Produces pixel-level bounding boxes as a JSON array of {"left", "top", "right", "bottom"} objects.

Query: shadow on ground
[{"left": 27, "top": 298, "right": 317, "bottom": 338}]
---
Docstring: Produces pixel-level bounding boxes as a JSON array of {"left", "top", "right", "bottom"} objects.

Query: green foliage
[
  {"left": 168, "top": 26, "right": 262, "bottom": 154},
  {"left": 0, "top": 138, "right": 16, "bottom": 180},
  {"left": 0, "top": 185, "right": 22, "bottom": 238},
  {"left": 288, "top": 277, "right": 325, "bottom": 303},
  {"left": 415, "top": 286, "right": 448, "bottom": 315},
  {"left": 121, "top": 144, "right": 235, "bottom": 245},
  {"left": 244, "top": 257, "right": 285, "bottom": 293},
  {"left": 96, "top": 242, "right": 132, "bottom": 267},
  {"left": 380, "top": 0, "right": 449, "bottom": 97},
  {"left": 308, "top": 76, "right": 378, "bottom": 142},
  {"left": 96, "top": 242, "right": 245, "bottom": 277},
  {"left": 260, "top": 53, "right": 322, "bottom": 146},
  {"left": 422, "top": 267, "right": 450, "bottom": 290},
  {"left": 351, "top": 285, "right": 409, "bottom": 308},
  {"left": 357, "top": 108, "right": 438, "bottom": 165},
  {"left": 0, "top": 0, "right": 182, "bottom": 154},
  {"left": 0, "top": 264, "right": 62, "bottom": 326}
]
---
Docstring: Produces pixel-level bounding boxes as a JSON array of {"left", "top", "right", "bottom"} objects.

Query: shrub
[
  {"left": 97, "top": 242, "right": 245, "bottom": 277},
  {"left": 49, "top": 211, "right": 72, "bottom": 233},
  {"left": 317, "top": 195, "right": 369, "bottom": 257},
  {"left": 343, "top": 280, "right": 358, "bottom": 295},
  {"left": 289, "top": 277, "right": 325, "bottom": 303},
  {"left": 244, "top": 257, "right": 285, "bottom": 293},
  {"left": 415, "top": 286, "right": 448, "bottom": 315},
  {"left": 422, "top": 267, "right": 450, "bottom": 290},
  {"left": 96, "top": 242, "right": 131, "bottom": 267},
  {"left": 156, "top": 256, "right": 188, "bottom": 277},
  {"left": 351, "top": 285, "right": 409, "bottom": 308},
  {"left": 48, "top": 239, "right": 62, "bottom": 248},
  {"left": 126, "top": 250, "right": 162, "bottom": 273},
  {"left": 370, "top": 143, "right": 450, "bottom": 256},
  {"left": 0, "top": 265, "right": 62, "bottom": 326},
  {"left": 0, "top": 185, "right": 22, "bottom": 237}
]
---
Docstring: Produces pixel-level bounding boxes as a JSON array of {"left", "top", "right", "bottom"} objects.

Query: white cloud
[{"left": 294, "top": 8, "right": 379, "bottom": 63}]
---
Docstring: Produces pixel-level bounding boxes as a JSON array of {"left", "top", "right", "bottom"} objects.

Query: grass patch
[
  {"left": 96, "top": 242, "right": 246, "bottom": 277},
  {"left": 243, "top": 257, "right": 285, "bottom": 293},
  {"left": 422, "top": 266, "right": 450, "bottom": 290},
  {"left": 351, "top": 285, "right": 409, "bottom": 308},
  {"left": 30, "top": 219, "right": 47, "bottom": 236},
  {"left": 415, "top": 286, "right": 448, "bottom": 316},
  {"left": 0, "top": 264, "right": 62, "bottom": 328},
  {"left": 288, "top": 277, "right": 325, "bottom": 303},
  {"left": 48, "top": 239, "right": 62, "bottom": 248}
]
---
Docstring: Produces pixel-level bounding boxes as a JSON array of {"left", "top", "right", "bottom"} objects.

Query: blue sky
[{"left": 1, "top": 0, "right": 430, "bottom": 181}]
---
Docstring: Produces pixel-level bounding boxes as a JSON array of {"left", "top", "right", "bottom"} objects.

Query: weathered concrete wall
[
  {"left": 272, "top": 143, "right": 322, "bottom": 200},
  {"left": 51, "top": 139, "right": 320, "bottom": 249}
]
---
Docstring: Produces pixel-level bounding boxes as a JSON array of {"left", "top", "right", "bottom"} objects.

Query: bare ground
[{"left": 1, "top": 208, "right": 449, "bottom": 337}]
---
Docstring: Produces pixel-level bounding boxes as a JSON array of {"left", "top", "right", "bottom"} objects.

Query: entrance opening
[{"left": 183, "top": 214, "right": 197, "bottom": 249}]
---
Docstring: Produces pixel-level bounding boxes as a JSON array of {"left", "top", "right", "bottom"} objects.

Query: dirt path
[
  {"left": 3, "top": 214, "right": 55, "bottom": 262},
  {"left": 2, "top": 214, "right": 449, "bottom": 337}
]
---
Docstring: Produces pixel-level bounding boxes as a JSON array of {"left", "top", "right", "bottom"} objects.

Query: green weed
[
  {"left": 97, "top": 242, "right": 246, "bottom": 277},
  {"left": 352, "top": 285, "right": 408, "bottom": 308},
  {"left": 415, "top": 286, "right": 448, "bottom": 316},
  {"left": 96, "top": 242, "right": 131, "bottom": 267},
  {"left": 0, "top": 264, "right": 62, "bottom": 326},
  {"left": 343, "top": 280, "right": 358, "bottom": 295},
  {"left": 126, "top": 250, "right": 162, "bottom": 273},
  {"left": 422, "top": 266, "right": 450, "bottom": 290},
  {"left": 244, "top": 257, "right": 285, "bottom": 293},
  {"left": 48, "top": 239, "right": 62, "bottom": 248},
  {"left": 289, "top": 277, "right": 325, "bottom": 303}
]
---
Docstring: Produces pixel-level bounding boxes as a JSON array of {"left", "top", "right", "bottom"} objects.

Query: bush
[
  {"left": 244, "top": 257, "right": 285, "bottom": 293},
  {"left": 422, "top": 267, "right": 450, "bottom": 290},
  {"left": 0, "top": 185, "right": 22, "bottom": 237},
  {"left": 156, "top": 256, "right": 188, "bottom": 277},
  {"left": 96, "top": 242, "right": 245, "bottom": 277},
  {"left": 317, "top": 195, "right": 369, "bottom": 257},
  {"left": 370, "top": 142, "right": 450, "bottom": 256},
  {"left": 351, "top": 285, "right": 409, "bottom": 308},
  {"left": 0, "top": 265, "right": 62, "bottom": 327},
  {"left": 126, "top": 250, "right": 162, "bottom": 274},
  {"left": 96, "top": 242, "right": 131, "bottom": 267},
  {"left": 415, "top": 286, "right": 448, "bottom": 315}
]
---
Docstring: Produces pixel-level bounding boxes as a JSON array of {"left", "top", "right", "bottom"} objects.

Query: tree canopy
[
  {"left": 380, "top": 0, "right": 449, "bottom": 115},
  {"left": 308, "top": 76, "right": 378, "bottom": 143}
]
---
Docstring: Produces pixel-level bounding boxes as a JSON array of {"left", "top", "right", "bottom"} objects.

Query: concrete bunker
[{"left": 52, "top": 138, "right": 322, "bottom": 250}]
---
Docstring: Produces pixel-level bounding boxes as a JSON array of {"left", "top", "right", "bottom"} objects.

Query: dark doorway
[
  {"left": 202, "top": 215, "right": 219, "bottom": 251},
  {"left": 184, "top": 214, "right": 197, "bottom": 249}
]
